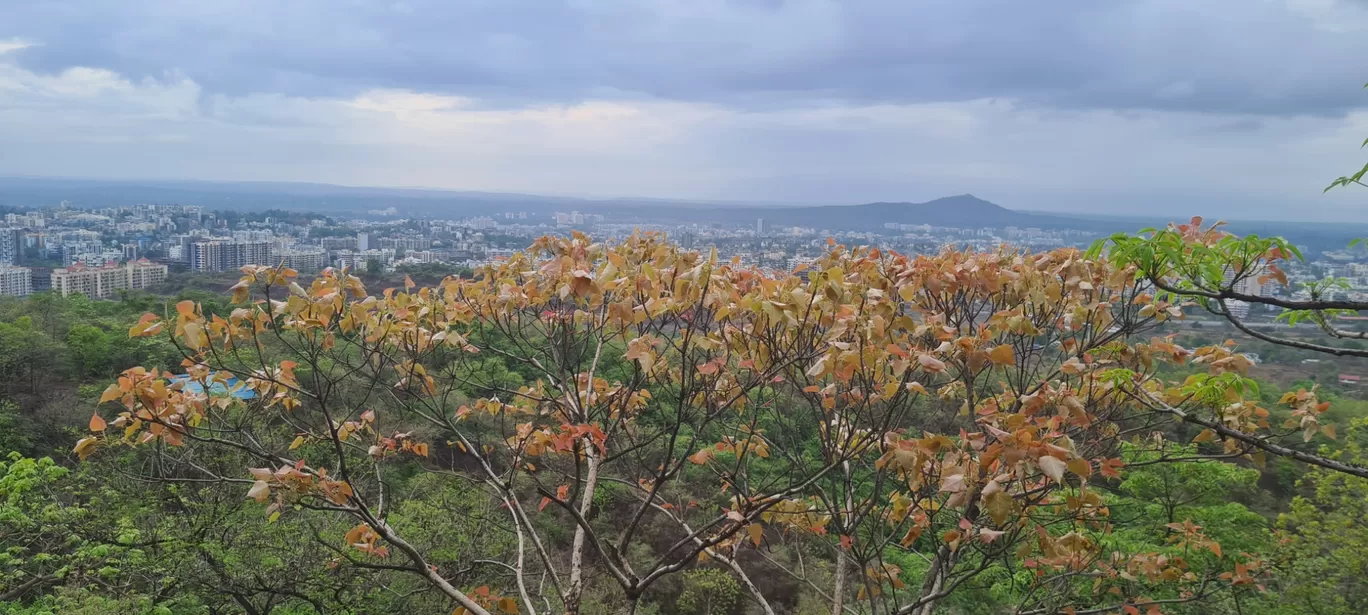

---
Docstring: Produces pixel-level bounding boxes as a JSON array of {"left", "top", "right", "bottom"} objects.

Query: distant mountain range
[{"left": 2, "top": 176, "right": 1366, "bottom": 247}]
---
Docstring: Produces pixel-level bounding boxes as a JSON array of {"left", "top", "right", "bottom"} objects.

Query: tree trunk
[
  {"left": 566, "top": 445, "right": 602, "bottom": 614},
  {"left": 831, "top": 547, "right": 848, "bottom": 615}
]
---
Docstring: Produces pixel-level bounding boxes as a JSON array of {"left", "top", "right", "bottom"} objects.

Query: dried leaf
[
  {"left": 1038, "top": 455, "right": 1067, "bottom": 483},
  {"left": 247, "top": 480, "right": 271, "bottom": 503}
]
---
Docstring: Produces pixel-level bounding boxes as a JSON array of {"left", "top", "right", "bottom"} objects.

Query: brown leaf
[{"left": 1066, "top": 458, "right": 1092, "bottom": 480}]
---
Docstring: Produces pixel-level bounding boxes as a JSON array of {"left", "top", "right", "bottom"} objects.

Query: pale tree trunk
[
  {"left": 831, "top": 547, "right": 849, "bottom": 615},
  {"left": 831, "top": 461, "right": 854, "bottom": 615},
  {"left": 566, "top": 446, "right": 601, "bottom": 614}
]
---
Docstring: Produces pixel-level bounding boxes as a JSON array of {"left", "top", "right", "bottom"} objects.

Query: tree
[
  {"left": 1116, "top": 443, "right": 1261, "bottom": 526},
  {"left": 74, "top": 233, "right": 1363, "bottom": 615},
  {"left": 0, "top": 454, "right": 156, "bottom": 605},
  {"left": 1273, "top": 419, "right": 1368, "bottom": 615}
]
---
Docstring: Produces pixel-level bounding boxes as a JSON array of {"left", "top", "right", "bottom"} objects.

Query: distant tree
[{"left": 65, "top": 324, "right": 113, "bottom": 379}]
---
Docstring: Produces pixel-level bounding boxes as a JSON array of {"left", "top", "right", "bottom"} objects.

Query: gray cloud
[
  {"left": 4, "top": 0, "right": 1368, "bottom": 115},
  {"left": 3, "top": 1, "right": 1368, "bottom": 221}
]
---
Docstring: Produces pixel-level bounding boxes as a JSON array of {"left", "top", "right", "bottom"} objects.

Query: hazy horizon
[{"left": 5, "top": 173, "right": 1368, "bottom": 230}]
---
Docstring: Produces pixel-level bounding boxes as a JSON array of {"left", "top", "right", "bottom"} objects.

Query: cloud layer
[{"left": 2, "top": 1, "right": 1368, "bottom": 220}]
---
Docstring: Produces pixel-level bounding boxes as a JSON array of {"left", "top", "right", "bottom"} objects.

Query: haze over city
[{"left": 4, "top": 1, "right": 1368, "bottom": 221}]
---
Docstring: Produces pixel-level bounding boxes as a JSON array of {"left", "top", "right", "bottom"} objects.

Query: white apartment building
[
  {"left": 272, "top": 247, "right": 329, "bottom": 272},
  {"left": 190, "top": 240, "right": 272, "bottom": 272},
  {"left": 0, "top": 265, "right": 32, "bottom": 297},
  {"left": 51, "top": 259, "right": 169, "bottom": 299}
]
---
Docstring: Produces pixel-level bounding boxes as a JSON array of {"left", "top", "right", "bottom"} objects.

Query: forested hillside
[{"left": 2, "top": 232, "right": 1367, "bottom": 615}]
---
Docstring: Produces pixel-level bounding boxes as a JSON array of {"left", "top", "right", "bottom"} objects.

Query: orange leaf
[
  {"left": 1193, "top": 429, "right": 1216, "bottom": 443},
  {"left": 988, "top": 344, "right": 1015, "bottom": 366},
  {"left": 747, "top": 523, "right": 764, "bottom": 546},
  {"left": 98, "top": 384, "right": 123, "bottom": 404},
  {"left": 73, "top": 436, "right": 98, "bottom": 460},
  {"left": 89, "top": 413, "right": 107, "bottom": 432}
]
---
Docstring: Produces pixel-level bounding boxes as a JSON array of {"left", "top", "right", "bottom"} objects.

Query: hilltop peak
[{"left": 921, "top": 194, "right": 1006, "bottom": 209}]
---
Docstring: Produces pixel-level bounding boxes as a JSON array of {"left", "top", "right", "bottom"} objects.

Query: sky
[{"left": 2, "top": 1, "right": 1368, "bottom": 221}]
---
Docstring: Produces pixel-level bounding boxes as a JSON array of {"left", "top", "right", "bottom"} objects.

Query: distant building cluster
[
  {"left": 0, "top": 191, "right": 1350, "bottom": 327},
  {"left": 51, "top": 259, "right": 168, "bottom": 299}
]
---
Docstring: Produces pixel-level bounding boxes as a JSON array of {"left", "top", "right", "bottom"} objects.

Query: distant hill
[
  {"left": 595, "top": 194, "right": 1095, "bottom": 231},
  {"left": 756, "top": 194, "right": 1072, "bottom": 229}
]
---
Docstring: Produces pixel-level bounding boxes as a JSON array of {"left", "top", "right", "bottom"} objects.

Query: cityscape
[{"left": 0, "top": 192, "right": 1354, "bottom": 318}]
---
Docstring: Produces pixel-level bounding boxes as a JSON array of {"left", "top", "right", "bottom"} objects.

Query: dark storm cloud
[{"left": 4, "top": 0, "right": 1368, "bottom": 115}]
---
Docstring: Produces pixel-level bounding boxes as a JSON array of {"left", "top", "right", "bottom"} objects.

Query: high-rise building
[
  {"left": 272, "top": 247, "right": 329, "bottom": 272},
  {"left": 377, "top": 237, "right": 432, "bottom": 251},
  {"left": 1223, "top": 264, "right": 1278, "bottom": 298},
  {"left": 321, "top": 236, "right": 359, "bottom": 251},
  {"left": 51, "top": 259, "right": 168, "bottom": 299},
  {"left": 0, "top": 265, "right": 32, "bottom": 297},
  {"left": 756, "top": 218, "right": 767, "bottom": 236},
  {"left": 356, "top": 232, "right": 369, "bottom": 251},
  {"left": 190, "top": 240, "right": 272, "bottom": 272},
  {"left": 0, "top": 227, "right": 24, "bottom": 264}
]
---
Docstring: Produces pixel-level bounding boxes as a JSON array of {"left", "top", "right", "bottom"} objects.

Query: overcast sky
[{"left": 3, "top": 1, "right": 1368, "bottom": 220}]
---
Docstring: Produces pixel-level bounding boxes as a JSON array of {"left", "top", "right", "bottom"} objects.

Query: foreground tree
[{"left": 74, "top": 232, "right": 1363, "bottom": 614}]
